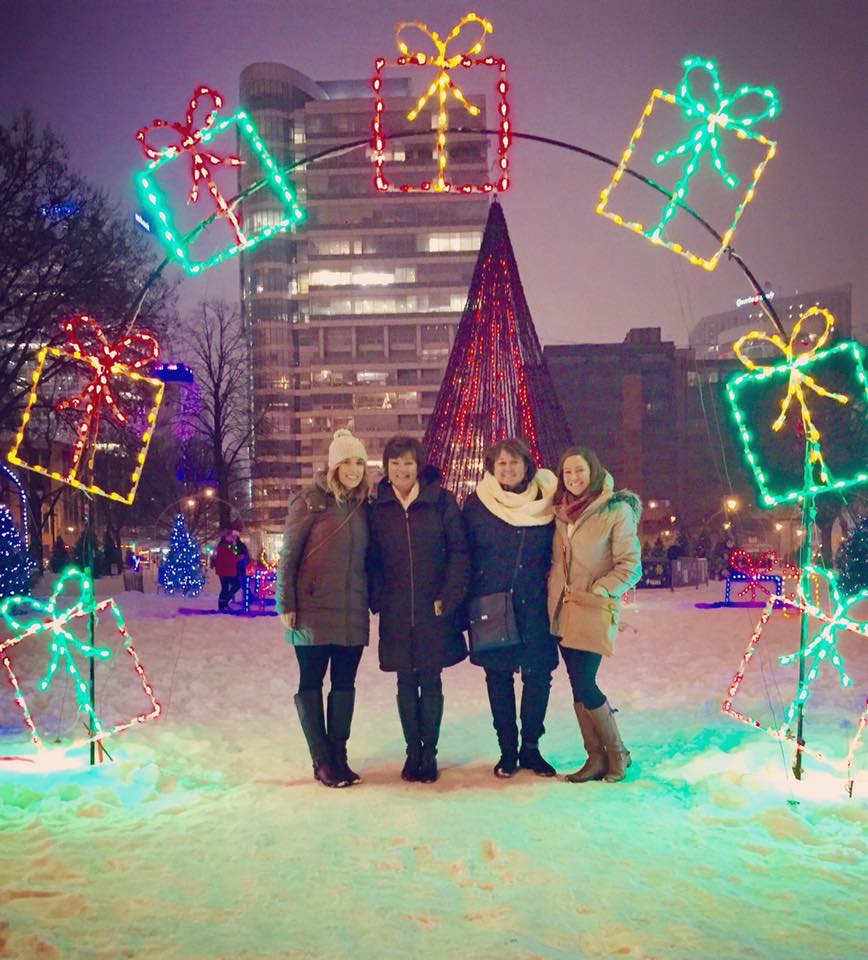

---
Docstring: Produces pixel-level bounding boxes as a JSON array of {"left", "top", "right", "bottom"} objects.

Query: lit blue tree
[
  {"left": 158, "top": 514, "right": 205, "bottom": 596},
  {"left": 0, "top": 505, "right": 35, "bottom": 599}
]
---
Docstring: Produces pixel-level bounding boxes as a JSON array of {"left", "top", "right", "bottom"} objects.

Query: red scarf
[{"left": 554, "top": 490, "right": 597, "bottom": 525}]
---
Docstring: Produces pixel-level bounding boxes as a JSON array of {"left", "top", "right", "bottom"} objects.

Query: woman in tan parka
[{"left": 547, "top": 447, "right": 642, "bottom": 783}]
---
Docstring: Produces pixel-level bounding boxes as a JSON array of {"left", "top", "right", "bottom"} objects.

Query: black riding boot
[
  {"left": 397, "top": 686, "right": 422, "bottom": 781},
  {"left": 418, "top": 690, "right": 444, "bottom": 783},
  {"left": 327, "top": 689, "right": 360, "bottom": 785},
  {"left": 294, "top": 691, "right": 345, "bottom": 787}
]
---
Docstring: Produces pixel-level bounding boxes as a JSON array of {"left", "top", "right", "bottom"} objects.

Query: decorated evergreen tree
[
  {"left": 0, "top": 505, "right": 35, "bottom": 598},
  {"left": 836, "top": 515, "right": 868, "bottom": 595},
  {"left": 159, "top": 514, "right": 205, "bottom": 596},
  {"left": 423, "top": 200, "right": 572, "bottom": 497}
]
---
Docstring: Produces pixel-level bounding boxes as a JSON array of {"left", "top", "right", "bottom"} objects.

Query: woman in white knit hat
[{"left": 276, "top": 428, "right": 370, "bottom": 788}]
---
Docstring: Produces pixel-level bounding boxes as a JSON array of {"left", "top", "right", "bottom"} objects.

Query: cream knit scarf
[{"left": 475, "top": 469, "right": 557, "bottom": 527}]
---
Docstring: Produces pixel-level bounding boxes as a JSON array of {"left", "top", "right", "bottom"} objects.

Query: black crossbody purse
[{"left": 467, "top": 530, "right": 526, "bottom": 653}]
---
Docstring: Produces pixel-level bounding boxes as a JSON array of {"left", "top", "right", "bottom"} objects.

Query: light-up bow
[
  {"left": 0, "top": 567, "right": 113, "bottom": 735},
  {"left": 651, "top": 57, "right": 779, "bottom": 241},
  {"left": 394, "top": 13, "right": 492, "bottom": 190},
  {"left": 733, "top": 307, "right": 849, "bottom": 485},
  {"left": 778, "top": 565, "right": 868, "bottom": 732},
  {"left": 136, "top": 86, "right": 246, "bottom": 242},
  {"left": 54, "top": 316, "right": 160, "bottom": 479}
]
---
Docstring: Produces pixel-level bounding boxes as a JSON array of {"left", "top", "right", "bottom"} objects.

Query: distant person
[
  {"left": 367, "top": 436, "right": 470, "bottom": 783},
  {"left": 463, "top": 438, "right": 559, "bottom": 779},
  {"left": 215, "top": 530, "right": 244, "bottom": 611},
  {"left": 548, "top": 447, "right": 642, "bottom": 784},
  {"left": 276, "top": 429, "right": 370, "bottom": 788}
]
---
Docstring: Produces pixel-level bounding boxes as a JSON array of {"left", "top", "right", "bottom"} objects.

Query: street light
[
  {"left": 723, "top": 521, "right": 732, "bottom": 531},
  {"left": 204, "top": 488, "right": 215, "bottom": 498},
  {"left": 186, "top": 498, "right": 196, "bottom": 508},
  {"left": 648, "top": 500, "right": 659, "bottom": 510},
  {"left": 725, "top": 497, "right": 740, "bottom": 512}
]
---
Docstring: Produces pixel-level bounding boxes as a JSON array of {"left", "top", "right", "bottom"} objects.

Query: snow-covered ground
[{"left": 1, "top": 573, "right": 866, "bottom": 960}]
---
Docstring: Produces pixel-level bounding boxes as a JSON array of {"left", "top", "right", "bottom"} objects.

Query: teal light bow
[
  {"left": 651, "top": 57, "right": 780, "bottom": 241},
  {"left": 778, "top": 565, "right": 868, "bottom": 732},
  {"left": 0, "top": 566, "right": 113, "bottom": 734}
]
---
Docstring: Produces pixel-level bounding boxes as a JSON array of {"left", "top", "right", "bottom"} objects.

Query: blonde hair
[{"left": 327, "top": 461, "right": 370, "bottom": 503}]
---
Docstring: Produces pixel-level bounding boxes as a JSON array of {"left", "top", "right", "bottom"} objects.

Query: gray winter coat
[{"left": 275, "top": 476, "right": 369, "bottom": 647}]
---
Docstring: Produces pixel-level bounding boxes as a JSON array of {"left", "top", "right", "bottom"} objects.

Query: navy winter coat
[
  {"left": 462, "top": 492, "right": 559, "bottom": 673},
  {"left": 367, "top": 468, "right": 470, "bottom": 673}
]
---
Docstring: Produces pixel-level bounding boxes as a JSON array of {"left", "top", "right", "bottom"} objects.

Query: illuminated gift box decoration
[
  {"left": 596, "top": 57, "right": 779, "bottom": 270},
  {"left": 725, "top": 549, "right": 782, "bottom": 604},
  {"left": 135, "top": 85, "right": 304, "bottom": 275},
  {"left": 372, "top": 13, "right": 510, "bottom": 193},
  {"left": 7, "top": 316, "right": 164, "bottom": 505},
  {"left": 0, "top": 566, "right": 160, "bottom": 753},
  {"left": 722, "top": 568, "right": 868, "bottom": 777},
  {"left": 726, "top": 309, "right": 868, "bottom": 507}
]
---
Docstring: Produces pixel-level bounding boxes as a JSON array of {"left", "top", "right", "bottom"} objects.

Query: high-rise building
[
  {"left": 689, "top": 283, "right": 854, "bottom": 359},
  {"left": 238, "top": 63, "right": 491, "bottom": 529}
]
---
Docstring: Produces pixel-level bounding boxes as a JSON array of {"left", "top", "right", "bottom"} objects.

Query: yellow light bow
[
  {"left": 733, "top": 307, "right": 849, "bottom": 484},
  {"left": 395, "top": 12, "right": 493, "bottom": 191}
]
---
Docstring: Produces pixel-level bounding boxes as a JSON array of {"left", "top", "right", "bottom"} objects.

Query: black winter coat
[
  {"left": 275, "top": 477, "right": 369, "bottom": 647},
  {"left": 368, "top": 468, "right": 470, "bottom": 672},
  {"left": 462, "top": 492, "right": 559, "bottom": 673}
]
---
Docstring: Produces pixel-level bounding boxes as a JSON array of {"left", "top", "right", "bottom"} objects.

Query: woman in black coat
[
  {"left": 367, "top": 436, "right": 470, "bottom": 784},
  {"left": 463, "top": 438, "right": 560, "bottom": 778}
]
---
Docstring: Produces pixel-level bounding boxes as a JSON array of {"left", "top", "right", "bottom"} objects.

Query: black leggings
[
  {"left": 396, "top": 668, "right": 443, "bottom": 697},
  {"left": 294, "top": 645, "right": 364, "bottom": 694},
  {"left": 559, "top": 647, "right": 606, "bottom": 709}
]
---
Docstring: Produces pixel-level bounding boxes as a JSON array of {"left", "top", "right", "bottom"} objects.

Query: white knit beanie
[{"left": 328, "top": 428, "right": 367, "bottom": 469}]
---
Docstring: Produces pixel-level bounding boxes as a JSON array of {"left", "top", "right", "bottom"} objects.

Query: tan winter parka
[{"left": 547, "top": 474, "right": 642, "bottom": 636}]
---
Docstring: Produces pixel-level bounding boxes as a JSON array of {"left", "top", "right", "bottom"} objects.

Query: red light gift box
[
  {"left": 372, "top": 13, "right": 510, "bottom": 194},
  {"left": 7, "top": 316, "right": 164, "bottom": 505}
]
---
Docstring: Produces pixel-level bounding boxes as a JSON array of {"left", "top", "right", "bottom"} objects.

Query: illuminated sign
[{"left": 736, "top": 291, "right": 775, "bottom": 308}]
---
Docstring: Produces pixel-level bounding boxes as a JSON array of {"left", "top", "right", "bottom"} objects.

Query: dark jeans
[
  {"left": 396, "top": 668, "right": 442, "bottom": 697},
  {"left": 295, "top": 645, "right": 364, "bottom": 694},
  {"left": 560, "top": 647, "right": 606, "bottom": 709},
  {"left": 218, "top": 575, "right": 240, "bottom": 609},
  {"left": 485, "top": 664, "right": 552, "bottom": 750}
]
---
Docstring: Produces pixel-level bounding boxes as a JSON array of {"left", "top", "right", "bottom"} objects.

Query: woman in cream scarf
[{"left": 462, "top": 438, "right": 560, "bottom": 778}]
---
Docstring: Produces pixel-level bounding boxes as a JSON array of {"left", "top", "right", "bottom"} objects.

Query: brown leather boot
[
  {"left": 565, "top": 702, "right": 607, "bottom": 783},
  {"left": 588, "top": 701, "right": 632, "bottom": 783}
]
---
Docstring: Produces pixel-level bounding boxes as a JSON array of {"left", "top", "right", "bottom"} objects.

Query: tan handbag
[{"left": 558, "top": 543, "right": 620, "bottom": 656}]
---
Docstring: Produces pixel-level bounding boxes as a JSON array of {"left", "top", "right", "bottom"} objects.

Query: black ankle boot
[
  {"left": 519, "top": 743, "right": 556, "bottom": 777},
  {"left": 494, "top": 752, "right": 519, "bottom": 778}
]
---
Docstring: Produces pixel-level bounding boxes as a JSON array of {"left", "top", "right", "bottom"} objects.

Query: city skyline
[{"left": 2, "top": 0, "right": 866, "bottom": 348}]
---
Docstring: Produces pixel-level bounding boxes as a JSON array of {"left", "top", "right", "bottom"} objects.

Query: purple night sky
[{"left": 2, "top": 0, "right": 866, "bottom": 345}]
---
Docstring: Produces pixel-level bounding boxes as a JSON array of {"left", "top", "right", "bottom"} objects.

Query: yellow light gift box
[
  {"left": 7, "top": 316, "right": 164, "bottom": 505},
  {"left": 597, "top": 56, "right": 779, "bottom": 271},
  {"left": 372, "top": 12, "right": 511, "bottom": 194}
]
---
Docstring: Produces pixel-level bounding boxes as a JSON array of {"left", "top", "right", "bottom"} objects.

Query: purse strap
[
  {"left": 301, "top": 499, "right": 363, "bottom": 564},
  {"left": 509, "top": 529, "right": 526, "bottom": 594}
]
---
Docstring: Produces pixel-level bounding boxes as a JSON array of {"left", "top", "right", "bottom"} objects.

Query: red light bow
[
  {"left": 728, "top": 549, "right": 781, "bottom": 601},
  {"left": 54, "top": 316, "right": 160, "bottom": 476},
  {"left": 135, "top": 85, "right": 245, "bottom": 243}
]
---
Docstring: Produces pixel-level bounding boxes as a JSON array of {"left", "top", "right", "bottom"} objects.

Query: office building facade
[{"left": 238, "top": 63, "right": 491, "bottom": 528}]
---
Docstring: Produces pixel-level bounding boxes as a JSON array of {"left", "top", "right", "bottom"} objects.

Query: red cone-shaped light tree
[{"left": 423, "top": 200, "right": 572, "bottom": 498}]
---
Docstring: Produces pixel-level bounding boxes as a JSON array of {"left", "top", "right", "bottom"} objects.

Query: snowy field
[{"left": 1, "top": 573, "right": 866, "bottom": 960}]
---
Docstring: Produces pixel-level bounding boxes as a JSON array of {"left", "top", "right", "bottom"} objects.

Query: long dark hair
[{"left": 555, "top": 446, "right": 606, "bottom": 501}]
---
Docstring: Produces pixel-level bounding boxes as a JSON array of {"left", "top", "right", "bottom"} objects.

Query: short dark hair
[
  {"left": 555, "top": 446, "right": 606, "bottom": 500},
  {"left": 483, "top": 437, "right": 538, "bottom": 481},
  {"left": 382, "top": 435, "right": 426, "bottom": 471}
]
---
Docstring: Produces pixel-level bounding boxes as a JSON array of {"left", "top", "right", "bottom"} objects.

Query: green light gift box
[
  {"left": 726, "top": 340, "right": 868, "bottom": 508},
  {"left": 135, "top": 107, "right": 304, "bottom": 276}
]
